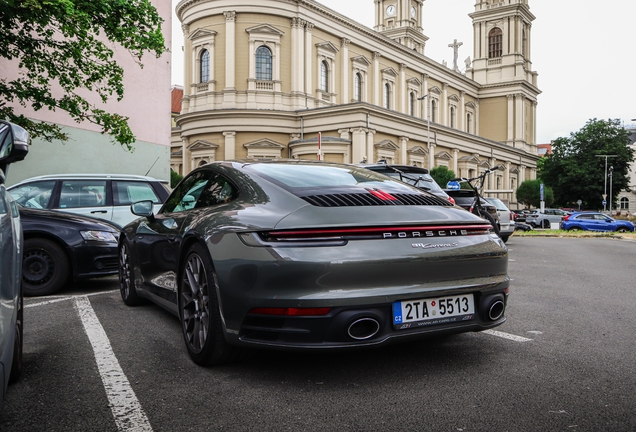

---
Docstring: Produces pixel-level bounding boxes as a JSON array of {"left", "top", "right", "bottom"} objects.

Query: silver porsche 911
[{"left": 119, "top": 160, "right": 509, "bottom": 366}]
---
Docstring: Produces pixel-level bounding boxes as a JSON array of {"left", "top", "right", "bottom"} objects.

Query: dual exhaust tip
[{"left": 346, "top": 298, "right": 505, "bottom": 340}]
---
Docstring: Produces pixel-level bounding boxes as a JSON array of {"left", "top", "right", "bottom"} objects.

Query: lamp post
[
  {"left": 609, "top": 165, "right": 613, "bottom": 216},
  {"left": 595, "top": 154, "right": 617, "bottom": 212},
  {"left": 417, "top": 94, "right": 431, "bottom": 169}
]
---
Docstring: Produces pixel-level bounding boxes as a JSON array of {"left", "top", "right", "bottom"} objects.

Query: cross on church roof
[{"left": 448, "top": 39, "right": 463, "bottom": 72}]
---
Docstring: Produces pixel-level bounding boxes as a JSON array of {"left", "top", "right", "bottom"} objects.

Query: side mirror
[
  {"left": 0, "top": 120, "right": 29, "bottom": 181},
  {"left": 131, "top": 200, "right": 154, "bottom": 218}
]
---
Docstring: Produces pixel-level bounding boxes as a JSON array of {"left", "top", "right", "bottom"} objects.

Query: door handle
[{"left": 91, "top": 210, "right": 108, "bottom": 214}]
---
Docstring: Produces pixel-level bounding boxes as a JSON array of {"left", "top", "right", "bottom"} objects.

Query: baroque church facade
[{"left": 171, "top": 0, "right": 540, "bottom": 207}]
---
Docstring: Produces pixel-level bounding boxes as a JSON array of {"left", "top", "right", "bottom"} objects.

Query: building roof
[{"left": 171, "top": 86, "right": 183, "bottom": 115}]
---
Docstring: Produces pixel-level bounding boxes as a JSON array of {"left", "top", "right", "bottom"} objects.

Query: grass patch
[{"left": 514, "top": 229, "right": 636, "bottom": 240}]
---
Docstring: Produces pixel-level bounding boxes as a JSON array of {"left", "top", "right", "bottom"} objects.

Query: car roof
[{"left": 10, "top": 173, "right": 167, "bottom": 185}]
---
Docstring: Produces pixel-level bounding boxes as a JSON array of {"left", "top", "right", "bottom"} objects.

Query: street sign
[
  {"left": 602, "top": 200, "right": 607, "bottom": 206},
  {"left": 602, "top": 194, "right": 607, "bottom": 199},
  {"left": 446, "top": 181, "right": 461, "bottom": 190}
]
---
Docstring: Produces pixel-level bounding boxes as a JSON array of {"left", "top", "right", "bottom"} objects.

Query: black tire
[
  {"left": 542, "top": 219, "right": 550, "bottom": 229},
  {"left": 568, "top": 226, "right": 582, "bottom": 231},
  {"left": 119, "top": 242, "right": 142, "bottom": 306},
  {"left": 528, "top": 221, "right": 536, "bottom": 228},
  {"left": 179, "top": 243, "right": 246, "bottom": 366},
  {"left": 616, "top": 227, "right": 629, "bottom": 233},
  {"left": 22, "top": 238, "right": 70, "bottom": 296},
  {"left": 8, "top": 286, "right": 23, "bottom": 384},
  {"left": 477, "top": 209, "right": 500, "bottom": 236},
  {"left": 500, "top": 235, "right": 509, "bottom": 243}
]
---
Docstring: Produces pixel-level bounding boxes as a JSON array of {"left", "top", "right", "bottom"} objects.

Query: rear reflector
[{"left": 249, "top": 307, "right": 331, "bottom": 316}]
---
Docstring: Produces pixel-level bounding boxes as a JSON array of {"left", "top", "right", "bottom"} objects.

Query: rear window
[
  {"left": 486, "top": 198, "right": 509, "bottom": 211},
  {"left": 114, "top": 181, "right": 160, "bottom": 205},
  {"left": 245, "top": 163, "right": 418, "bottom": 192}
]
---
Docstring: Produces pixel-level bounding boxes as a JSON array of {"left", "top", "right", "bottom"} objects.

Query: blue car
[
  {"left": 560, "top": 212, "right": 635, "bottom": 232},
  {"left": 0, "top": 120, "right": 29, "bottom": 406}
]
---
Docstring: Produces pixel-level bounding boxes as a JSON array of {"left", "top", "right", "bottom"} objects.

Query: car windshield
[{"left": 245, "top": 163, "right": 421, "bottom": 193}]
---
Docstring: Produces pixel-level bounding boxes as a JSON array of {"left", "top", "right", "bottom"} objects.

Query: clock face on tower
[
  {"left": 411, "top": 6, "right": 416, "bottom": 18},
  {"left": 386, "top": 5, "right": 396, "bottom": 16}
]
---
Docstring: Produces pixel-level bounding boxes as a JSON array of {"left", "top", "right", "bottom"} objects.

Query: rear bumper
[{"left": 231, "top": 285, "right": 509, "bottom": 349}]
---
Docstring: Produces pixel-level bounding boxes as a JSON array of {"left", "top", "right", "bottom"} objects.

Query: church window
[
  {"left": 200, "top": 49, "right": 210, "bottom": 83},
  {"left": 488, "top": 28, "right": 502, "bottom": 58},
  {"left": 384, "top": 83, "right": 391, "bottom": 109},
  {"left": 450, "top": 106, "right": 456, "bottom": 128},
  {"left": 466, "top": 113, "right": 472, "bottom": 133},
  {"left": 255, "top": 46, "right": 272, "bottom": 80},
  {"left": 320, "top": 61, "right": 329, "bottom": 92},
  {"left": 431, "top": 99, "right": 437, "bottom": 122},
  {"left": 354, "top": 73, "right": 362, "bottom": 101}
]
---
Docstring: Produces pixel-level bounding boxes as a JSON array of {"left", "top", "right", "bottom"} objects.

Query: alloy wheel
[{"left": 180, "top": 253, "right": 210, "bottom": 354}]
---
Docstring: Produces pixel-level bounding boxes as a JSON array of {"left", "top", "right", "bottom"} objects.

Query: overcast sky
[{"left": 171, "top": 0, "right": 636, "bottom": 144}]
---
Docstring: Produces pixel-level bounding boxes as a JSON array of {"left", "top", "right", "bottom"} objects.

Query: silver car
[
  {"left": 526, "top": 208, "right": 568, "bottom": 228},
  {"left": 0, "top": 120, "right": 29, "bottom": 404},
  {"left": 484, "top": 197, "right": 515, "bottom": 243}
]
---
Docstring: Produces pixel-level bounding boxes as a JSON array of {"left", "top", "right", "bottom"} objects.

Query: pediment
[
  {"left": 435, "top": 151, "right": 452, "bottom": 160},
  {"left": 243, "top": 138, "right": 284, "bottom": 149},
  {"left": 407, "top": 77, "right": 421, "bottom": 86},
  {"left": 428, "top": 86, "right": 442, "bottom": 96},
  {"left": 351, "top": 55, "right": 371, "bottom": 66},
  {"left": 465, "top": 101, "right": 476, "bottom": 109},
  {"left": 458, "top": 154, "right": 480, "bottom": 163},
  {"left": 479, "top": 159, "right": 491, "bottom": 167},
  {"left": 245, "top": 24, "right": 285, "bottom": 36},
  {"left": 375, "top": 139, "right": 399, "bottom": 150},
  {"left": 448, "top": 94, "right": 460, "bottom": 102},
  {"left": 188, "top": 28, "right": 217, "bottom": 41},
  {"left": 407, "top": 145, "right": 428, "bottom": 155},
  {"left": 316, "top": 41, "right": 339, "bottom": 53},
  {"left": 381, "top": 67, "right": 398, "bottom": 77},
  {"left": 187, "top": 140, "right": 218, "bottom": 150}
]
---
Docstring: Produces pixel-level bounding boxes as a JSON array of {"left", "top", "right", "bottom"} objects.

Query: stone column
[
  {"left": 341, "top": 38, "right": 350, "bottom": 104},
  {"left": 452, "top": 148, "right": 459, "bottom": 175},
  {"left": 223, "top": 131, "right": 236, "bottom": 160},
  {"left": 399, "top": 64, "right": 407, "bottom": 114},
  {"left": 428, "top": 143, "right": 436, "bottom": 170},
  {"left": 181, "top": 137, "right": 191, "bottom": 175},
  {"left": 505, "top": 161, "right": 511, "bottom": 191},
  {"left": 373, "top": 52, "right": 381, "bottom": 106},
  {"left": 304, "top": 23, "right": 314, "bottom": 103},
  {"left": 351, "top": 128, "right": 366, "bottom": 164},
  {"left": 222, "top": 11, "right": 236, "bottom": 108},
  {"left": 291, "top": 18, "right": 304, "bottom": 94},
  {"left": 515, "top": 94, "right": 524, "bottom": 145},
  {"left": 399, "top": 136, "right": 409, "bottom": 164},
  {"left": 507, "top": 94, "right": 514, "bottom": 144},
  {"left": 366, "top": 129, "right": 376, "bottom": 163}
]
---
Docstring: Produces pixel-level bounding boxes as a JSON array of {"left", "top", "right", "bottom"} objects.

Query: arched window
[
  {"left": 354, "top": 73, "right": 362, "bottom": 101},
  {"left": 431, "top": 99, "right": 437, "bottom": 122},
  {"left": 255, "top": 46, "right": 272, "bottom": 81},
  {"left": 410, "top": 92, "right": 416, "bottom": 116},
  {"left": 450, "top": 106, "right": 456, "bottom": 128},
  {"left": 200, "top": 49, "right": 210, "bottom": 83},
  {"left": 320, "top": 61, "right": 329, "bottom": 92},
  {"left": 466, "top": 113, "right": 472, "bottom": 133},
  {"left": 384, "top": 83, "right": 391, "bottom": 109},
  {"left": 488, "top": 28, "right": 503, "bottom": 58},
  {"left": 620, "top": 197, "right": 630, "bottom": 210}
]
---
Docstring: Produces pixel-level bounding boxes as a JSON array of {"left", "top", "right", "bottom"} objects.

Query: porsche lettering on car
[{"left": 118, "top": 160, "right": 510, "bottom": 366}]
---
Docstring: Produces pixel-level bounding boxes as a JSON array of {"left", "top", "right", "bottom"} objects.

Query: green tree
[
  {"left": 170, "top": 168, "right": 183, "bottom": 189},
  {"left": 0, "top": 0, "right": 168, "bottom": 149},
  {"left": 516, "top": 179, "right": 554, "bottom": 208},
  {"left": 539, "top": 119, "right": 635, "bottom": 210},
  {"left": 429, "top": 165, "right": 456, "bottom": 189}
]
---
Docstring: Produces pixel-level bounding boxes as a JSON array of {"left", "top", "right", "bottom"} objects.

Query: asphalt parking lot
[{"left": 2, "top": 237, "right": 636, "bottom": 431}]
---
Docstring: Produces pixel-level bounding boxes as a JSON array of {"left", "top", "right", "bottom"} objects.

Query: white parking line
[
  {"left": 26, "top": 290, "right": 118, "bottom": 308},
  {"left": 482, "top": 329, "right": 533, "bottom": 342},
  {"left": 74, "top": 296, "right": 153, "bottom": 432}
]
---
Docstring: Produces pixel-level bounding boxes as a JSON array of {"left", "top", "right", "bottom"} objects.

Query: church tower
[
  {"left": 374, "top": 0, "right": 428, "bottom": 54},
  {"left": 467, "top": 0, "right": 540, "bottom": 150}
]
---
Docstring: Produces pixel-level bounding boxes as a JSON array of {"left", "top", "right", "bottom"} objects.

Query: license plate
[{"left": 393, "top": 294, "right": 475, "bottom": 328}]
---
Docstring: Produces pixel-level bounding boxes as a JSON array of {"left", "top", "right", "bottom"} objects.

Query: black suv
[{"left": 357, "top": 163, "right": 455, "bottom": 204}]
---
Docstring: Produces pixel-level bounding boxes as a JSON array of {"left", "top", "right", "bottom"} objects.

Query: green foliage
[
  {"left": 429, "top": 165, "right": 456, "bottom": 189},
  {"left": 539, "top": 119, "right": 635, "bottom": 210},
  {"left": 170, "top": 168, "right": 183, "bottom": 189},
  {"left": 0, "top": 0, "right": 168, "bottom": 149},
  {"left": 516, "top": 179, "right": 554, "bottom": 208}
]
